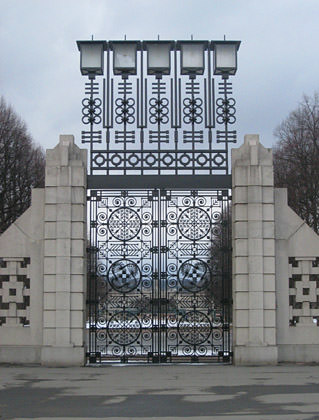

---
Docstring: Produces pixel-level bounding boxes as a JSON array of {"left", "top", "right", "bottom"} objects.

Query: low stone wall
[
  {"left": 275, "top": 188, "right": 319, "bottom": 363},
  {"left": 0, "top": 135, "right": 87, "bottom": 366},
  {"left": 232, "top": 135, "right": 319, "bottom": 364},
  {"left": 0, "top": 189, "right": 44, "bottom": 363},
  {"left": 1, "top": 133, "right": 319, "bottom": 366}
]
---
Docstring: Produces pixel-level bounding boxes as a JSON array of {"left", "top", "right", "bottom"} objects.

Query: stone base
[
  {"left": 0, "top": 346, "right": 41, "bottom": 364},
  {"left": 234, "top": 345, "right": 278, "bottom": 365},
  {"left": 278, "top": 344, "right": 319, "bottom": 363},
  {"left": 41, "top": 346, "right": 85, "bottom": 367}
]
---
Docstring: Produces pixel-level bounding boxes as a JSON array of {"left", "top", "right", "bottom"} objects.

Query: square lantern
[
  {"left": 144, "top": 41, "right": 173, "bottom": 76},
  {"left": 110, "top": 41, "right": 140, "bottom": 76},
  {"left": 76, "top": 40, "right": 106, "bottom": 76},
  {"left": 211, "top": 41, "right": 241, "bottom": 76},
  {"left": 178, "top": 41, "right": 207, "bottom": 76}
]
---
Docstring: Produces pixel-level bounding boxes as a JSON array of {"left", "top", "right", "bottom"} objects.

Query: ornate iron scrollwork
[
  {"left": 82, "top": 41, "right": 234, "bottom": 364},
  {"left": 87, "top": 189, "right": 232, "bottom": 363},
  {"left": 80, "top": 43, "right": 237, "bottom": 176}
]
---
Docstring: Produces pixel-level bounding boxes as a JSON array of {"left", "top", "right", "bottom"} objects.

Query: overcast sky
[{"left": 1, "top": 0, "right": 319, "bottom": 152}]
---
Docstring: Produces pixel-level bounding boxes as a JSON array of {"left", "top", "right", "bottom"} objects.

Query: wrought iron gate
[
  {"left": 87, "top": 188, "right": 232, "bottom": 363},
  {"left": 77, "top": 39, "right": 240, "bottom": 363}
]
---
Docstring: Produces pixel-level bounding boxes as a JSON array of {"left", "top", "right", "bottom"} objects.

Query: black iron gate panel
[{"left": 87, "top": 188, "right": 232, "bottom": 363}]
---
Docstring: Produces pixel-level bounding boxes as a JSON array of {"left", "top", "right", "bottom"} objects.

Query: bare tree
[
  {"left": 273, "top": 93, "right": 319, "bottom": 233},
  {"left": 0, "top": 97, "right": 45, "bottom": 234}
]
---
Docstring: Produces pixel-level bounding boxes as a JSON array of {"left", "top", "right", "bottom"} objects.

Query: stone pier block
[
  {"left": 41, "top": 135, "right": 87, "bottom": 366},
  {"left": 232, "top": 134, "right": 278, "bottom": 365}
]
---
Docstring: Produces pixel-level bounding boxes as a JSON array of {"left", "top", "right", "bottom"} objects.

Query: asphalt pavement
[{"left": 1, "top": 363, "right": 319, "bottom": 419}]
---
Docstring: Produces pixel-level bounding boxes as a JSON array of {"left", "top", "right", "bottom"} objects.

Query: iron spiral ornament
[
  {"left": 81, "top": 97, "right": 102, "bottom": 124},
  {"left": 183, "top": 97, "right": 203, "bottom": 124},
  {"left": 216, "top": 97, "right": 236, "bottom": 125},
  {"left": 149, "top": 98, "right": 169, "bottom": 124},
  {"left": 108, "top": 207, "right": 141, "bottom": 241},
  {"left": 115, "top": 98, "right": 135, "bottom": 124},
  {"left": 178, "top": 310, "right": 212, "bottom": 345},
  {"left": 107, "top": 311, "right": 141, "bottom": 346},
  {"left": 178, "top": 207, "right": 211, "bottom": 240},
  {"left": 178, "top": 258, "right": 211, "bottom": 293},
  {"left": 108, "top": 259, "right": 141, "bottom": 293}
]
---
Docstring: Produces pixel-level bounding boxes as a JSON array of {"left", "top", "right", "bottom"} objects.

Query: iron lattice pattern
[
  {"left": 0, "top": 258, "right": 31, "bottom": 327},
  {"left": 288, "top": 257, "right": 319, "bottom": 326},
  {"left": 82, "top": 49, "right": 236, "bottom": 176},
  {"left": 87, "top": 189, "right": 232, "bottom": 363}
]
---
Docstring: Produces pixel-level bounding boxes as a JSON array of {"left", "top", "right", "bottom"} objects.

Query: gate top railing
[{"left": 76, "top": 39, "right": 240, "bottom": 188}]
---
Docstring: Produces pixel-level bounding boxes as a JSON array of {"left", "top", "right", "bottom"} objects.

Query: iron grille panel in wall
[{"left": 87, "top": 189, "right": 232, "bottom": 363}]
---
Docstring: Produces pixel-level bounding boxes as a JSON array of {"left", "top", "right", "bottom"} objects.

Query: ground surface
[{"left": 0, "top": 364, "right": 319, "bottom": 419}]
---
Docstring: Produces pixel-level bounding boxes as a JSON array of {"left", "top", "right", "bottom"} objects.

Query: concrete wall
[
  {"left": 275, "top": 188, "right": 319, "bottom": 362},
  {"left": 0, "top": 189, "right": 44, "bottom": 363},
  {"left": 1, "top": 132, "right": 319, "bottom": 366},
  {"left": 232, "top": 134, "right": 319, "bottom": 364},
  {"left": 0, "top": 135, "right": 87, "bottom": 366}
]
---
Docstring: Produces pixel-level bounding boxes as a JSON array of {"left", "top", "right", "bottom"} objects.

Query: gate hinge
[
  {"left": 87, "top": 246, "right": 99, "bottom": 253},
  {"left": 86, "top": 299, "right": 99, "bottom": 304},
  {"left": 86, "top": 352, "right": 101, "bottom": 363}
]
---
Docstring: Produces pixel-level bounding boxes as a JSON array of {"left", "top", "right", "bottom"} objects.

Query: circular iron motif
[
  {"left": 178, "top": 207, "right": 210, "bottom": 240},
  {"left": 178, "top": 310, "right": 211, "bottom": 345},
  {"left": 178, "top": 258, "right": 210, "bottom": 292},
  {"left": 108, "top": 259, "right": 141, "bottom": 293},
  {"left": 107, "top": 311, "right": 141, "bottom": 346},
  {"left": 108, "top": 207, "right": 141, "bottom": 241}
]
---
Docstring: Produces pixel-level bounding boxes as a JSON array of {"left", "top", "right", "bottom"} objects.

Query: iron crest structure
[{"left": 77, "top": 39, "right": 240, "bottom": 363}]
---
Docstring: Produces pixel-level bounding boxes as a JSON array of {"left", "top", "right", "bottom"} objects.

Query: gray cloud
[{"left": 1, "top": 0, "right": 319, "bottom": 150}]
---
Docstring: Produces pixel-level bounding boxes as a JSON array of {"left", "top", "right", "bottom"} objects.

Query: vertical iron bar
[
  {"left": 105, "top": 50, "right": 111, "bottom": 176},
  {"left": 123, "top": 78, "right": 127, "bottom": 176},
  {"left": 89, "top": 79, "right": 94, "bottom": 176},
  {"left": 164, "top": 191, "right": 168, "bottom": 359},
  {"left": 141, "top": 79, "right": 147, "bottom": 176},
  {"left": 173, "top": 49, "right": 179, "bottom": 175},
  {"left": 223, "top": 78, "right": 229, "bottom": 174},
  {"left": 103, "top": 78, "right": 109, "bottom": 176},
  {"left": 207, "top": 48, "right": 212, "bottom": 127},
  {"left": 228, "top": 192, "right": 232, "bottom": 360},
  {"left": 207, "top": 49, "right": 213, "bottom": 175},
  {"left": 88, "top": 196, "right": 92, "bottom": 359},
  {"left": 158, "top": 189, "right": 161, "bottom": 361},
  {"left": 157, "top": 78, "right": 161, "bottom": 175},
  {"left": 90, "top": 194, "right": 98, "bottom": 360},
  {"left": 191, "top": 78, "right": 195, "bottom": 176},
  {"left": 89, "top": 195, "right": 94, "bottom": 358}
]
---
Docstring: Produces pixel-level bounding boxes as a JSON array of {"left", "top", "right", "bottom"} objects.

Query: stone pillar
[
  {"left": 41, "top": 135, "right": 87, "bottom": 366},
  {"left": 232, "top": 134, "right": 278, "bottom": 364}
]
